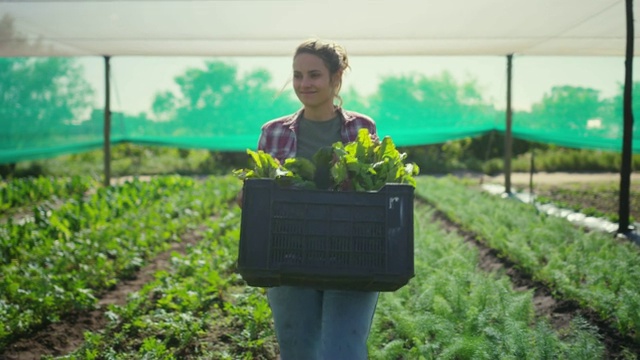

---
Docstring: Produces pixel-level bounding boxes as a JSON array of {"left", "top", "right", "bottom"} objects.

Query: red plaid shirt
[{"left": 258, "top": 107, "right": 379, "bottom": 162}]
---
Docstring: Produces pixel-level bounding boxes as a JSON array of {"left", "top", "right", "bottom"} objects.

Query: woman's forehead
[{"left": 293, "top": 53, "right": 327, "bottom": 72}]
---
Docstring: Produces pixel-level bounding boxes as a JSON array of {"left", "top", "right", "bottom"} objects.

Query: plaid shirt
[{"left": 258, "top": 107, "right": 379, "bottom": 162}]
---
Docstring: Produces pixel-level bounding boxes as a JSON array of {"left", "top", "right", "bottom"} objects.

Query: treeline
[{"left": 1, "top": 56, "right": 639, "bottom": 177}]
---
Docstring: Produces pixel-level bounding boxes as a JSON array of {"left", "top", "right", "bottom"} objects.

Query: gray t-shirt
[
  {"left": 297, "top": 115, "right": 342, "bottom": 189},
  {"left": 297, "top": 115, "right": 342, "bottom": 160}
]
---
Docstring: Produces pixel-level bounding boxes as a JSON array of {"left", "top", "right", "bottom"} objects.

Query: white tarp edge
[{"left": 0, "top": 0, "right": 636, "bottom": 57}]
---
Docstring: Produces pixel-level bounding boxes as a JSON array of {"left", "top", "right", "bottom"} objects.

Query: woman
[{"left": 257, "top": 39, "right": 380, "bottom": 360}]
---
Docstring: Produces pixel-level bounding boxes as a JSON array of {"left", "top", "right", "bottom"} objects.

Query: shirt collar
[{"left": 284, "top": 106, "right": 351, "bottom": 126}]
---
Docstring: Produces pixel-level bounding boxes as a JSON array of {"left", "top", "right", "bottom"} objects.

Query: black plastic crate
[{"left": 238, "top": 178, "right": 414, "bottom": 291}]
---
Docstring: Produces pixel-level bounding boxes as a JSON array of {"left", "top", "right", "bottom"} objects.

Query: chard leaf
[
  {"left": 233, "top": 130, "right": 418, "bottom": 192},
  {"left": 331, "top": 161, "right": 349, "bottom": 187},
  {"left": 356, "top": 128, "right": 374, "bottom": 161},
  {"left": 377, "top": 136, "right": 397, "bottom": 162},
  {"left": 283, "top": 157, "right": 316, "bottom": 181},
  {"left": 247, "top": 150, "right": 264, "bottom": 175}
]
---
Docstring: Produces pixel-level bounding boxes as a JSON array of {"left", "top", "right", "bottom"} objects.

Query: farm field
[
  {"left": 485, "top": 172, "right": 640, "bottom": 224},
  {"left": 1, "top": 174, "right": 639, "bottom": 359}
]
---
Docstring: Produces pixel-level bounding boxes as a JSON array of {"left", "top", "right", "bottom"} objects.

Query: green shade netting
[
  {"left": 2, "top": 110, "right": 637, "bottom": 165},
  {"left": 1, "top": 57, "right": 638, "bottom": 164}
]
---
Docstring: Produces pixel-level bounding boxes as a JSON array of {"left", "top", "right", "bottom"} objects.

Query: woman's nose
[{"left": 300, "top": 76, "right": 311, "bottom": 87}]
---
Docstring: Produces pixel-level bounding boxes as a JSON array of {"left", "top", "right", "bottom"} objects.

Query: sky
[{"left": 76, "top": 55, "right": 636, "bottom": 117}]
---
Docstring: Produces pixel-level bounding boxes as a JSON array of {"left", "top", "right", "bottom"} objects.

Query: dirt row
[{"left": 485, "top": 171, "right": 640, "bottom": 186}]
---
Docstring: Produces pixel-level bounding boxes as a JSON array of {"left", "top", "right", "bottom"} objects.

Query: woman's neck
[{"left": 303, "top": 104, "right": 337, "bottom": 122}]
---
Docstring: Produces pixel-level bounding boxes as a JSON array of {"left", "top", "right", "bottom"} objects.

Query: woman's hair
[{"left": 294, "top": 39, "right": 350, "bottom": 106}]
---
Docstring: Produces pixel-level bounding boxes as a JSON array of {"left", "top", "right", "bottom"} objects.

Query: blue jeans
[{"left": 267, "top": 286, "right": 379, "bottom": 360}]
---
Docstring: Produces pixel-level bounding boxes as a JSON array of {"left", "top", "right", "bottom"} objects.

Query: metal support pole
[
  {"left": 529, "top": 149, "right": 535, "bottom": 203},
  {"left": 504, "top": 54, "right": 513, "bottom": 194},
  {"left": 103, "top": 56, "right": 112, "bottom": 187},
  {"left": 618, "top": 0, "right": 634, "bottom": 234}
]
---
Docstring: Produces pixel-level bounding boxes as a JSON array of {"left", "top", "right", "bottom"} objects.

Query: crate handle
[{"left": 389, "top": 196, "right": 400, "bottom": 209}]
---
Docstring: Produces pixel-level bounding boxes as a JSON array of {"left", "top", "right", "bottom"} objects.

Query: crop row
[
  {"left": 0, "top": 175, "right": 240, "bottom": 351},
  {"left": 55, "top": 207, "right": 278, "bottom": 359},
  {"left": 2, "top": 176, "right": 199, "bottom": 265},
  {"left": 367, "top": 203, "right": 606, "bottom": 359},
  {"left": 415, "top": 176, "right": 640, "bottom": 344},
  {"left": 43, "top": 179, "right": 610, "bottom": 359},
  {"left": 0, "top": 175, "right": 97, "bottom": 214},
  {"left": 2, "top": 175, "right": 634, "bottom": 358}
]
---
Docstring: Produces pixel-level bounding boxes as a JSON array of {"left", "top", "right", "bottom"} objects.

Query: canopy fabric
[
  {"left": 0, "top": 0, "right": 636, "bottom": 57},
  {"left": 1, "top": 0, "right": 638, "bottom": 163}
]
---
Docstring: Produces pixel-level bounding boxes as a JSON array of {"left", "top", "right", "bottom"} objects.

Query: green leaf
[{"left": 283, "top": 157, "right": 316, "bottom": 181}]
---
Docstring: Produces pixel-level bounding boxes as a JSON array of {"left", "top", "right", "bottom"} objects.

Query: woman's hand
[{"left": 235, "top": 189, "right": 244, "bottom": 208}]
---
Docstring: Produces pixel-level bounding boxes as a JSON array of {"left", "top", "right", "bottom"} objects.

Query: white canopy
[{"left": 0, "top": 0, "right": 636, "bottom": 57}]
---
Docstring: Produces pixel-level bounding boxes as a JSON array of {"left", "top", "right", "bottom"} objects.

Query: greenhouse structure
[{"left": 0, "top": 0, "right": 637, "bottom": 234}]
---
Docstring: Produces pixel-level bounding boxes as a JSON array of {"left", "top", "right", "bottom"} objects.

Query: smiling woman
[
  {"left": 292, "top": 39, "right": 350, "bottom": 120},
  {"left": 293, "top": 53, "right": 338, "bottom": 118},
  {"left": 244, "top": 38, "right": 382, "bottom": 360}
]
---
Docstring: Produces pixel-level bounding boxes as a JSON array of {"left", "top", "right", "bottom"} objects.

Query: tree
[
  {"left": 528, "top": 86, "right": 604, "bottom": 132},
  {"left": 341, "top": 87, "right": 370, "bottom": 114},
  {"left": 0, "top": 15, "right": 95, "bottom": 176},
  {"left": 369, "top": 71, "right": 496, "bottom": 134},
  {"left": 611, "top": 81, "right": 640, "bottom": 143},
  {"left": 148, "top": 60, "right": 301, "bottom": 170},
  {"left": 151, "top": 61, "right": 298, "bottom": 140},
  {"left": 0, "top": 58, "right": 94, "bottom": 148},
  {"left": 364, "top": 71, "right": 499, "bottom": 173},
  {"left": 0, "top": 14, "right": 32, "bottom": 55}
]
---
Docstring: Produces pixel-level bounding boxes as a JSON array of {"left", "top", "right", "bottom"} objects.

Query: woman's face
[{"left": 293, "top": 53, "right": 338, "bottom": 110}]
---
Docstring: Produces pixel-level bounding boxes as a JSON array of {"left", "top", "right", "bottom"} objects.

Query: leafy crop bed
[
  {"left": 534, "top": 181, "right": 640, "bottom": 223},
  {"left": 1, "top": 175, "right": 638, "bottom": 359}
]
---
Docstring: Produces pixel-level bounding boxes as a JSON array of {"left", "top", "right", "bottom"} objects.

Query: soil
[{"left": 487, "top": 172, "right": 640, "bottom": 186}]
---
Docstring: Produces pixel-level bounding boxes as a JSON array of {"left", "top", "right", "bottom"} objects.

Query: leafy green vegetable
[
  {"left": 330, "top": 128, "right": 419, "bottom": 191},
  {"left": 233, "top": 150, "right": 316, "bottom": 189},
  {"left": 282, "top": 157, "right": 316, "bottom": 182},
  {"left": 233, "top": 129, "right": 419, "bottom": 191}
]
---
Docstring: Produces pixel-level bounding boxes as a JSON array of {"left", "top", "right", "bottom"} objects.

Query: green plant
[
  {"left": 234, "top": 128, "right": 419, "bottom": 191},
  {"left": 415, "top": 175, "right": 640, "bottom": 341},
  {"left": 368, "top": 203, "right": 605, "bottom": 359}
]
